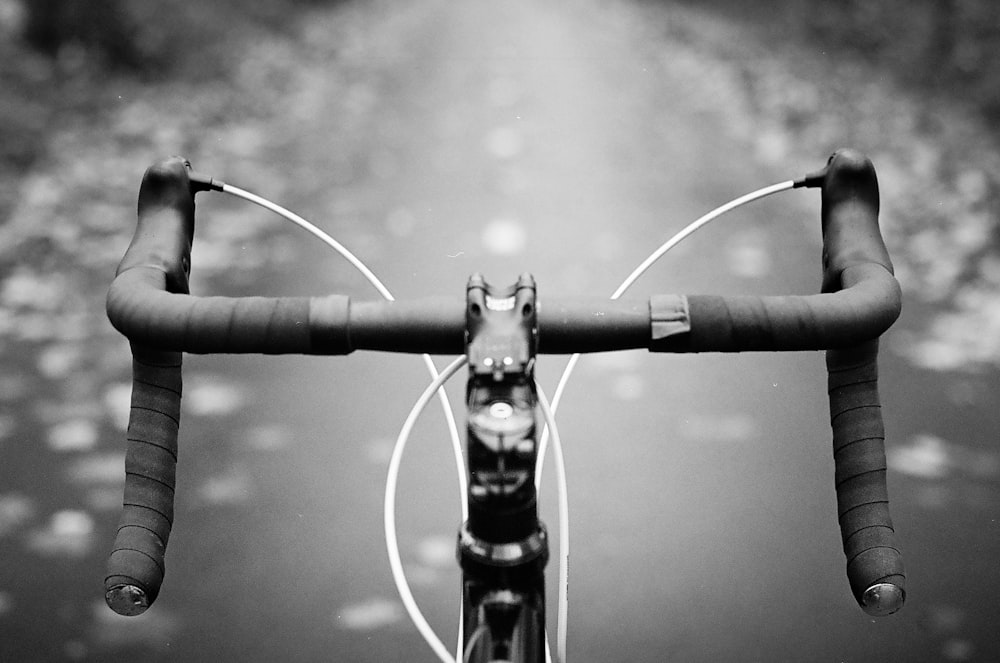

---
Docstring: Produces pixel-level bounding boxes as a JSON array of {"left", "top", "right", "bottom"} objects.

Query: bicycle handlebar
[{"left": 104, "top": 150, "right": 905, "bottom": 618}]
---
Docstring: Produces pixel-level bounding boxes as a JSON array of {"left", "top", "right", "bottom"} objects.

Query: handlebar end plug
[
  {"left": 860, "top": 582, "right": 905, "bottom": 617},
  {"left": 106, "top": 584, "right": 150, "bottom": 616}
]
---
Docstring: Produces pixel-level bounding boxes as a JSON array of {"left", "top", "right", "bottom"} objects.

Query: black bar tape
[
  {"left": 680, "top": 294, "right": 840, "bottom": 351},
  {"left": 104, "top": 158, "right": 353, "bottom": 618},
  {"left": 102, "top": 151, "right": 907, "bottom": 619},
  {"left": 649, "top": 267, "right": 899, "bottom": 353},
  {"left": 820, "top": 151, "right": 904, "bottom": 616},
  {"left": 108, "top": 268, "right": 346, "bottom": 354},
  {"left": 828, "top": 343, "right": 904, "bottom": 615},
  {"left": 827, "top": 341, "right": 906, "bottom": 615},
  {"left": 105, "top": 352, "right": 181, "bottom": 616},
  {"left": 105, "top": 158, "right": 192, "bottom": 616},
  {"left": 650, "top": 149, "right": 899, "bottom": 355},
  {"left": 109, "top": 158, "right": 356, "bottom": 356}
]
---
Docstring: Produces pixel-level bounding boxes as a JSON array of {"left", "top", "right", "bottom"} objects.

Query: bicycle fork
[{"left": 458, "top": 274, "right": 548, "bottom": 663}]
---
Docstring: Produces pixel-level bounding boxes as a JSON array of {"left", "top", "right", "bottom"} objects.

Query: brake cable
[
  {"left": 536, "top": 179, "right": 795, "bottom": 663},
  {"left": 538, "top": 180, "right": 796, "bottom": 471},
  {"left": 208, "top": 174, "right": 797, "bottom": 663},
  {"left": 215, "top": 182, "right": 467, "bottom": 508}
]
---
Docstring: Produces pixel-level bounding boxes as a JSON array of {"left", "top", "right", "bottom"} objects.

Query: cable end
[
  {"left": 794, "top": 152, "right": 837, "bottom": 188},
  {"left": 187, "top": 171, "right": 225, "bottom": 194},
  {"left": 105, "top": 584, "right": 150, "bottom": 616},
  {"left": 793, "top": 168, "right": 826, "bottom": 189},
  {"left": 860, "top": 582, "right": 905, "bottom": 616}
]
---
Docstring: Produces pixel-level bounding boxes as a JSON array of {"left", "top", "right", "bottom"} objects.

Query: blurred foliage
[
  {"left": 0, "top": 0, "right": 998, "bottom": 374},
  {"left": 18, "top": 0, "right": 338, "bottom": 78},
  {"left": 650, "top": 0, "right": 1000, "bottom": 369},
  {"left": 22, "top": 0, "right": 142, "bottom": 68},
  {"left": 0, "top": 0, "right": 339, "bottom": 220},
  {"left": 669, "top": 0, "right": 1000, "bottom": 121}
]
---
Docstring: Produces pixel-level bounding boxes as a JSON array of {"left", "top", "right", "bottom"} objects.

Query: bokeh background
[{"left": 2, "top": 0, "right": 999, "bottom": 661}]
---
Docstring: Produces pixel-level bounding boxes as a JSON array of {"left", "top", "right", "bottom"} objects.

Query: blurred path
[{"left": 1, "top": 0, "right": 997, "bottom": 662}]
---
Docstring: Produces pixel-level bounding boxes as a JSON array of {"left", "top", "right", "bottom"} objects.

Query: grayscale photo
[{"left": 0, "top": 1, "right": 997, "bottom": 661}]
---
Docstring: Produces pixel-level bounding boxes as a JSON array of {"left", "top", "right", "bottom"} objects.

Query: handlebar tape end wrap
[
  {"left": 105, "top": 351, "right": 181, "bottom": 616},
  {"left": 828, "top": 342, "right": 905, "bottom": 616}
]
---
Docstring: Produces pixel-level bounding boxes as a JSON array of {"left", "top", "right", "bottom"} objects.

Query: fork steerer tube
[{"left": 459, "top": 274, "right": 549, "bottom": 661}]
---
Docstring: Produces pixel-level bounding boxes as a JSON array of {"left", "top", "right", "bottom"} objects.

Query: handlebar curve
[
  {"left": 646, "top": 149, "right": 906, "bottom": 614},
  {"left": 819, "top": 150, "right": 905, "bottom": 615},
  {"left": 105, "top": 158, "right": 192, "bottom": 615},
  {"left": 104, "top": 150, "right": 904, "bottom": 616}
]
